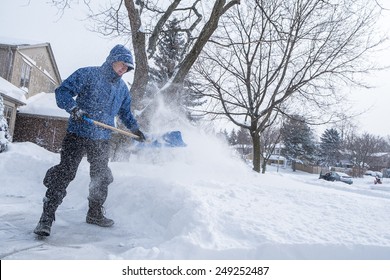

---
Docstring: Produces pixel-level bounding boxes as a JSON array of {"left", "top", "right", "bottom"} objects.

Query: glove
[
  {"left": 71, "top": 107, "right": 89, "bottom": 122},
  {"left": 132, "top": 129, "right": 146, "bottom": 142}
]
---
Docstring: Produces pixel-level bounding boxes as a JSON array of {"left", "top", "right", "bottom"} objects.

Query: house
[
  {"left": 0, "top": 39, "right": 61, "bottom": 99},
  {"left": 0, "top": 77, "right": 26, "bottom": 138},
  {"left": 13, "top": 92, "right": 68, "bottom": 152},
  {"left": 267, "top": 154, "right": 287, "bottom": 168},
  {"left": 0, "top": 39, "right": 65, "bottom": 152},
  {"left": 265, "top": 143, "right": 287, "bottom": 168},
  {"left": 369, "top": 152, "right": 390, "bottom": 171},
  {"left": 233, "top": 143, "right": 252, "bottom": 160},
  {"left": 241, "top": 142, "right": 288, "bottom": 168}
]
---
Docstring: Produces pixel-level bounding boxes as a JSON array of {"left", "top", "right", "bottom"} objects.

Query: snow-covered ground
[{"left": 1, "top": 124, "right": 390, "bottom": 260}]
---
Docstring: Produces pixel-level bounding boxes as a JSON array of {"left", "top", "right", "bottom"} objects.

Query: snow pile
[
  {"left": 18, "top": 92, "right": 69, "bottom": 118},
  {"left": 1, "top": 95, "right": 390, "bottom": 260},
  {"left": 1, "top": 126, "right": 390, "bottom": 259}
]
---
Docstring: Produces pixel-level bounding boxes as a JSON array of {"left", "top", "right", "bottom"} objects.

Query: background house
[
  {"left": 0, "top": 77, "right": 26, "bottom": 138},
  {"left": 0, "top": 38, "right": 65, "bottom": 151},
  {"left": 369, "top": 152, "right": 390, "bottom": 171},
  {"left": 13, "top": 92, "right": 68, "bottom": 152},
  {"left": 0, "top": 39, "right": 61, "bottom": 98}
]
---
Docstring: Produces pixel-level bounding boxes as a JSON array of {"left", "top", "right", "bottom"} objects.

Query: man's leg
[
  {"left": 34, "top": 133, "right": 85, "bottom": 236},
  {"left": 85, "top": 139, "right": 114, "bottom": 227}
]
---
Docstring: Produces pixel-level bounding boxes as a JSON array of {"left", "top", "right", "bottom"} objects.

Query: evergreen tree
[
  {"left": 319, "top": 128, "right": 342, "bottom": 166},
  {"left": 236, "top": 126, "right": 251, "bottom": 145},
  {"left": 217, "top": 129, "right": 230, "bottom": 143},
  {"left": 149, "top": 18, "right": 185, "bottom": 88},
  {"left": 229, "top": 129, "right": 238, "bottom": 145},
  {"left": 0, "top": 95, "right": 11, "bottom": 153},
  {"left": 149, "top": 18, "right": 205, "bottom": 121},
  {"left": 280, "top": 115, "right": 316, "bottom": 165}
]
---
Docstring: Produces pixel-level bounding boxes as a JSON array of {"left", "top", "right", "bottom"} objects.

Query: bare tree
[
  {"left": 332, "top": 113, "right": 359, "bottom": 144},
  {"left": 49, "top": 1, "right": 240, "bottom": 109},
  {"left": 48, "top": 0, "right": 241, "bottom": 161},
  {"left": 193, "top": 0, "right": 384, "bottom": 172},
  {"left": 260, "top": 123, "right": 282, "bottom": 174},
  {"left": 347, "top": 133, "right": 385, "bottom": 176}
]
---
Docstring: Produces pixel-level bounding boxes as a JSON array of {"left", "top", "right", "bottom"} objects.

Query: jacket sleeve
[
  {"left": 118, "top": 90, "right": 139, "bottom": 132},
  {"left": 55, "top": 68, "right": 88, "bottom": 113}
]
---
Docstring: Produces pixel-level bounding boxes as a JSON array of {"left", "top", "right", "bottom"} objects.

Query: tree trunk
[
  {"left": 125, "top": 0, "right": 149, "bottom": 108},
  {"left": 292, "top": 160, "right": 296, "bottom": 172},
  {"left": 252, "top": 132, "right": 261, "bottom": 173},
  {"left": 261, "top": 159, "right": 267, "bottom": 174}
]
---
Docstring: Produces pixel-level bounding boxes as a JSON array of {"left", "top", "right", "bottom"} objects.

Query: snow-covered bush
[{"left": 0, "top": 95, "right": 11, "bottom": 153}]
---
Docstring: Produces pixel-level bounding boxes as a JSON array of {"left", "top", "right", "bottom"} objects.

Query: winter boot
[
  {"left": 34, "top": 199, "right": 57, "bottom": 236},
  {"left": 86, "top": 201, "right": 114, "bottom": 227},
  {"left": 34, "top": 217, "right": 53, "bottom": 237}
]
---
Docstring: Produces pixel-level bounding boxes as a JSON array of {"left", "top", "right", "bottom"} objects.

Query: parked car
[
  {"left": 365, "top": 170, "right": 383, "bottom": 178},
  {"left": 319, "top": 171, "right": 353, "bottom": 185}
]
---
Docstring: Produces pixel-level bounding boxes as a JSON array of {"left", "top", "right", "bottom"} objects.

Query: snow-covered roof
[
  {"left": 372, "top": 152, "right": 389, "bottom": 157},
  {"left": 0, "top": 77, "right": 26, "bottom": 105},
  {"left": 268, "top": 154, "right": 286, "bottom": 161},
  {"left": 0, "top": 36, "right": 43, "bottom": 46},
  {"left": 18, "top": 92, "right": 69, "bottom": 118}
]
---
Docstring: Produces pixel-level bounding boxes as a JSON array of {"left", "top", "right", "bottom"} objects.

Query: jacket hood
[{"left": 105, "top": 44, "right": 134, "bottom": 71}]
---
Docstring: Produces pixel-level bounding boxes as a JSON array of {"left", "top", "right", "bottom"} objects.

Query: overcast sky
[{"left": 1, "top": 0, "right": 390, "bottom": 137}]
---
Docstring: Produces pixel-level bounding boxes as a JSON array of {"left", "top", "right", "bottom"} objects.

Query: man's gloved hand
[
  {"left": 132, "top": 129, "right": 146, "bottom": 142},
  {"left": 71, "top": 107, "right": 89, "bottom": 122}
]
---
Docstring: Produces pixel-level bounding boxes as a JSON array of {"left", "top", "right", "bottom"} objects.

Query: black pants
[{"left": 43, "top": 133, "right": 113, "bottom": 208}]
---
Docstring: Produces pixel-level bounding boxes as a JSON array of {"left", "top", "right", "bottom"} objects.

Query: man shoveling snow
[{"left": 34, "top": 45, "right": 145, "bottom": 237}]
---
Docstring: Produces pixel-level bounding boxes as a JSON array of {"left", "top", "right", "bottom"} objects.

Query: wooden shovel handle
[{"left": 83, "top": 116, "right": 139, "bottom": 139}]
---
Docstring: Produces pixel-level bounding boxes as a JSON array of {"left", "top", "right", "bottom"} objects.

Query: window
[
  {"left": 3, "top": 105, "right": 13, "bottom": 126},
  {"left": 20, "top": 62, "right": 32, "bottom": 89}
]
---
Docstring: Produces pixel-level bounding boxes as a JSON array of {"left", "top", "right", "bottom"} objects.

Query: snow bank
[
  {"left": 1, "top": 130, "right": 390, "bottom": 260},
  {"left": 1, "top": 98, "right": 390, "bottom": 260}
]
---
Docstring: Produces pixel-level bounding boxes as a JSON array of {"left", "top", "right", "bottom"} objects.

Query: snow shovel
[
  {"left": 83, "top": 116, "right": 186, "bottom": 147},
  {"left": 83, "top": 116, "right": 140, "bottom": 139},
  {"left": 136, "top": 130, "right": 186, "bottom": 148}
]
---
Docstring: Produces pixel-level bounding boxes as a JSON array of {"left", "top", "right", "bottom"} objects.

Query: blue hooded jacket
[{"left": 55, "top": 45, "right": 139, "bottom": 140}]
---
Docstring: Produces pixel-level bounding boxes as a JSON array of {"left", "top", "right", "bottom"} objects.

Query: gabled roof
[
  {"left": 0, "top": 37, "right": 41, "bottom": 46},
  {"left": 0, "top": 38, "right": 62, "bottom": 84}
]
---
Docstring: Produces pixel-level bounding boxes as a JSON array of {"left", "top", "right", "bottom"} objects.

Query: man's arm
[{"left": 55, "top": 69, "right": 87, "bottom": 113}]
